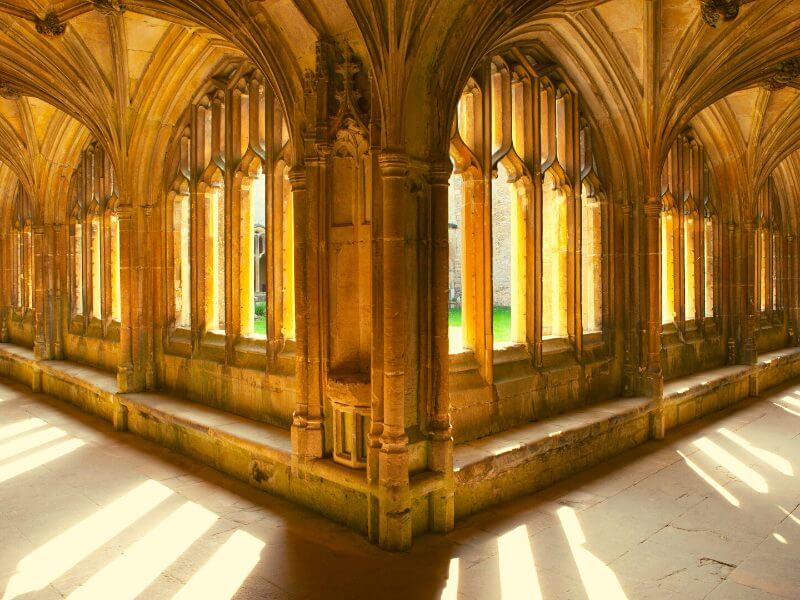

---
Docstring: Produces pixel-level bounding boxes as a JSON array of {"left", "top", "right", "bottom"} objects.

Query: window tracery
[
  {"left": 448, "top": 53, "right": 607, "bottom": 363},
  {"left": 11, "top": 187, "right": 33, "bottom": 311},
  {"left": 166, "top": 67, "right": 293, "bottom": 344},
  {"left": 68, "top": 143, "right": 120, "bottom": 327},
  {"left": 660, "top": 134, "right": 717, "bottom": 328}
]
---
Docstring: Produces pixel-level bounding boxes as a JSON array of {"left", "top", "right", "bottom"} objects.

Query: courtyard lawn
[
  {"left": 254, "top": 301, "right": 267, "bottom": 335},
  {"left": 448, "top": 306, "right": 512, "bottom": 343},
  {"left": 254, "top": 318, "right": 267, "bottom": 335}
]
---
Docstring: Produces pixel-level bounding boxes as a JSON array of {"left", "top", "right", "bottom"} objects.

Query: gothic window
[
  {"left": 107, "top": 201, "right": 122, "bottom": 322},
  {"left": 661, "top": 135, "right": 717, "bottom": 328},
  {"left": 167, "top": 68, "right": 293, "bottom": 343},
  {"left": 447, "top": 166, "right": 465, "bottom": 353},
  {"left": 11, "top": 187, "right": 33, "bottom": 311},
  {"left": 542, "top": 169, "right": 567, "bottom": 339},
  {"left": 580, "top": 124, "right": 605, "bottom": 335},
  {"left": 69, "top": 194, "right": 84, "bottom": 318},
  {"left": 683, "top": 201, "right": 699, "bottom": 322},
  {"left": 661, "top": 195, "right": 677, "bottom": 325},
  {"left": 756, "top": 186, "right": 781, "bottom": 314},
  {"left": 169, "top": 131, "right": 191, "bottom": 330},
  {"left": 68, "top": 143, "right": 120, "bottom": 327},
  {"left": 703, "top": 205, "right": 716, "bottom": 319},
  {"left": 447, "top": 53, "right": 607, "bottom": 362},
  {"left": 279, "top": 165, "right": 295, "bottom": 339},
  {"left": 89, "top": 203, "right": 102, "bottom": 322}
]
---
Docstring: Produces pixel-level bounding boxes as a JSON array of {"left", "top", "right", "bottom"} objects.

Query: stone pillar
[
  {"left": 290, "top": 165, "right": 323, "bottom": 465},
  {"left": 50, "top": 224, "right": 64, "bottom": 359},
  {"left": 142, "top": 205, "right": 156, "bottom": 389},
  {"left": 427, "top": 160, "right": 454, "bottom": 533},
  {"left": 741, "top": 220, "right": 757, "bottom": 365},
  {"left": 621, "top": 202, "right": 636, "bottom": 395},
  {"left": 0, "top": 231, "right": 8, "bottom": 343},
  {"left": 644, "top": 196, "right": 664, "bottom": 438},
  {"left": 726, "top": 222, "right": 737, "bottom": 364},
  {"left": 32, "top": 225, "right": 48, "bottom": 360},
  {"left": 377, "top": 151, "right": 412, "bottom": 551},
  {"left": 116, "top": 205, "right": 136, "bottom": 391},
  {"left": 787, "top": 235, "right": 799, "bottom": 345}
]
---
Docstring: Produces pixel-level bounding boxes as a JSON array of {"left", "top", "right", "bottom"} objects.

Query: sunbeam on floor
[{"left": 0, "top": 377, "right": 798, "bottom": 600}]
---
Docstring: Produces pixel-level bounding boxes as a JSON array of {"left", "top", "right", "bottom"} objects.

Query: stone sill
[
  {"left": 453, "top": 345, "right": 800, "bottom": 519},
  {"left": 454, "top": 396, "right": 651, "bottom": 483}
]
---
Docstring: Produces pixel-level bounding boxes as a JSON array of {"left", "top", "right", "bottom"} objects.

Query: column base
[{"left": 117, "top": 364, "right": 139, "bottom": 393}]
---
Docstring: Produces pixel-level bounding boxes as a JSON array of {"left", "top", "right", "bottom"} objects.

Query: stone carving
[
  {"left": 763, "top": 57, "right": 800, "bottom": 91},
  {"left": 333, "top": 44, "right": 368, "bottom": 124},
  {"left": 0, "top": 80, "right": 20, "bottom": 100},
  {"left": 35, "top": 11, "right": 66, "bottom": 37},
  {"left": 700, "top": 0, "right": 741, "bottom": 27},
  {"left": 92, "top": 0, "right": 126, "bottom": 15}
]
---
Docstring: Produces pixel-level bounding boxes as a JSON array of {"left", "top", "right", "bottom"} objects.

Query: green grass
[
  {"left": 448, "top": 306, "right": 512, "bottom": 342},
  {"left": 253, "top": 318, "right": 266, "bottom": 335},
  {"left": 253, "top": 301, "right": 266, "bottom": 335}
]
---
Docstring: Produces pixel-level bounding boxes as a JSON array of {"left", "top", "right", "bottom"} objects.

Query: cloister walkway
[{"left": 0, "top": 376, "right": 798, "bottom": 599}]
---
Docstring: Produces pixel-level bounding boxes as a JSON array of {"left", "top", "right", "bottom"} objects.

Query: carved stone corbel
[
  {"left": 35, "top": 12, "right": 66, "bottom": 37},
  {"left": 0, "top": 80, "right": 20, "bottom": 100},
  {"left": 700, "top": 0, "right": 741, "bottom": 27},
  {"left": 92, "top": 0, "right": 126, "bottom": 15},
  {"left": 763, "top": 57, "right": 800, "bottom": 92}
]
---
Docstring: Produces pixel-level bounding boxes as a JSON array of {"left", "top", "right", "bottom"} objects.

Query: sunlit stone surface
[{"left": 0, "top": 376, "right": 798, "bottom": 599}]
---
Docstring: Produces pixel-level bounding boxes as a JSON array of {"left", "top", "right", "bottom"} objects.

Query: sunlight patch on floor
[
  {"left": 439, "top": 558, "right": 460, "bottom": 600},
  {"left": 173, "top": 529, "right": 265, "bottom": 600},
  {"left": 498, "top": 525, "right": 542, "bottom": 600},
  {"left": 0, "top": 427, "right": 67, "bottom": 462},
  {"left": 0, "top": 418, "right": 45, "bottom": 441},
  {"left": 693, "top": 436, "right": 768, "bottom": 493},
  {"left": 717, "top": 428, "right": 793, "bottom": 476},
  {"left": 677, "top": 450, "right": 740, "bottom": 507},
  {"left": 3, "top": 480, "right": 173, "bottom": 600},
  {"left": 0, "top": 438, "right": 84, "bottom": 484},
  {"left": 557, "top": 507, "right": 627, "bottom": 600},
  {"left": 67, "top": 501, "right": 217, "bottom": 600}
]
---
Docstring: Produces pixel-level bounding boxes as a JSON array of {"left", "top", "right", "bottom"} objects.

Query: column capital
[
  {"left": 426, "top": 159, "right": 452, "bottom": 185},
  {"left": 378, "top": 151, "right": 409, "bottom": 178},
  {"left": 288, "top": 166, "right": 307, "bottom": 191},
  {"left": 643, "top": 195, "right": 661, "bottom": 216},
  {"left": 116, "top": 204, "right": 133, "bottom": 219}
]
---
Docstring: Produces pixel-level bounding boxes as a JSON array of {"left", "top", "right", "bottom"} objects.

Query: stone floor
[{"left": 0, "top": 378, "right": 799, "bottom": 600}]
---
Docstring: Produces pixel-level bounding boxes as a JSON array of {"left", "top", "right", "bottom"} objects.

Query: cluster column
[
  {"left": 644, "top": 195, "right": 665, "bottom": 437},
  {"left": 427, "top": 160, "right": 454, "bottom": 533},
  {"left": 377, "top": 151, "right": 412, "bottom": 551}
]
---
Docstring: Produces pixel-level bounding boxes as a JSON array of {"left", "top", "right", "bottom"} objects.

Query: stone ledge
[
  {"left": 0, "top": 343, "right": 373, "bottom": 536},
  {"left": 454, "top": 346, "right": 800, "bottom": 520},
  {"left": 454, "top": 396, "right": 651, "bottom": 486}
]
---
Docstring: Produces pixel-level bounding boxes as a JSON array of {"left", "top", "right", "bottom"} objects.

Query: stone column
[
  {"left": 741, "top": 220, "right": 758, "bottom": 365},
  {"left": 51, "top": 224, "right": 64, "bottom": 359},
  {"left": 791, "top": 235, "right": 800, "bottom": 345},
  {"left": 32, "top": 225, "right": 48, "bottom": 360},
  {"left": 725, "top": 222, "right": 737, "bottom": 363},
  {"left": 621, "top": 202, "right": 636, "bottom": 395},
  {"left": 142, "top": 205, "right": 156, "bottom": 389},
  {"left": 116, "top": 205, "right": 136, "bottom": 391},
  {"left": 644, "top": 196, "right": 664, "bottom": 438},
  {"left": 0, "top": 231, "right": 8, "bottom": 342},
  {"left": 377, "top": 151, "right": 412, "bottom": 551},
  {"left": 290, "top": 165, "right": 323, "bottom": 464},
  {"left": 427, "top": 160, "right": 454, "bottom": 533}
]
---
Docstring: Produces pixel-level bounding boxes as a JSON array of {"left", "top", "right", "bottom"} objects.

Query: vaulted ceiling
[{"left": 0, "top": 0, "right": 796, "bottom": 226}]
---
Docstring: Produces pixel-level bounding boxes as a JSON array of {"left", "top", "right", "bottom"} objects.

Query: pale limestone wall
[
  {"left": 448, "top": 173, "right": 514, "bottom": 309},
  {"left": 491, "top": 175, "right": 513, "bottom": 307}
]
